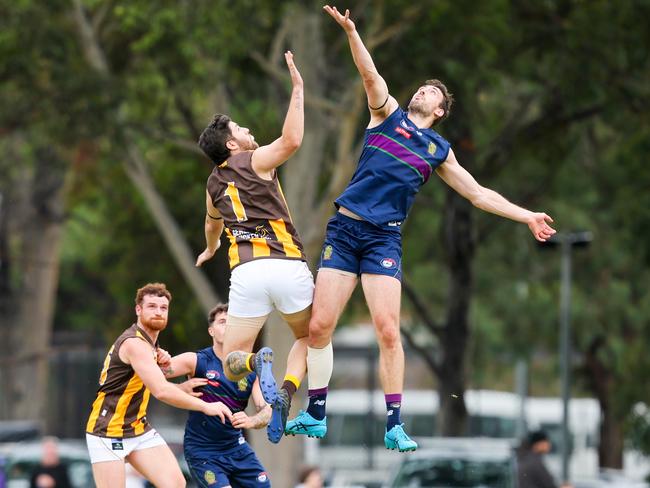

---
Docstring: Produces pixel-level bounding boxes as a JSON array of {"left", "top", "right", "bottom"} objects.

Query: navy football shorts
[
  {"left": 186, "top": 444, "right": 270, "bottom": 488},
  {"left": 318, "top": 212, "right": 402, "bottom": 280}
]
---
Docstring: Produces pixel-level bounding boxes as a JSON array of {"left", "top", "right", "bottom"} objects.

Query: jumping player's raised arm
[
  {"left": 435, "top": 149, "right": 556, "bottom": 242},
  {"left": 196, "top": 190, "right": 224, "bottom": 267},
  {"left": 323, "top": 5, "right": 398, "bottom": 126},
  {"left": 251, "top": 51, "right": 304, "bottom": 176}
]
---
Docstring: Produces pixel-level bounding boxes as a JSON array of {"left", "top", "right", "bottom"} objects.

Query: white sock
[{"left": 307, "top": 343, "right": 333, "bottom": 390}]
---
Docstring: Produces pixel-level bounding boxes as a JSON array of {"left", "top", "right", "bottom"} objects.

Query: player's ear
[
  {"left": 434, "top": 106, "right": 445, "bottom": 119},
  {"left": 226, "top": 139, "right": 238, "bottom": 151}
]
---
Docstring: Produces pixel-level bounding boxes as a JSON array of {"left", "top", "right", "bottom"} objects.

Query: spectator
[
  {"left": 295, "top": 465, "right": 324, "bottom": 488},
  {"left": 29, "top": 437, "right": 71, "bottom": 488},
  {"left": 518, "top": 430, "right": 573, "bottom": 488}
]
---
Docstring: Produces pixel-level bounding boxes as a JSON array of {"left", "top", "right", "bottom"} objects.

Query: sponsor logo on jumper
[
  {"left": 395, "top": 126, "right": 411, "bottom": 139},
  {"left": 416, "top": 131, "right": 423, "bottom": 136},
  {"left": 238, "top": 436, "right": 246, "bottom": 445},
  {"left": 257, "top": 472, "right": 268, "bottom": 483},
  {"left": 428, "top": 142, "right": 437, "bottom": 155},
  {"left": 387, "top": 221, "right": 402, "bottom": 227},
  {"left": 400, "top": 120, "right": 416, "bottom": 131},
  {"left": 231, "top": 228, "right": 271, "bottom": 240},
  {"left": 323, "top": 245, "right": 333, "bottom": 260},
  {"left": 380, "top": 258, "right": 397, "bottom": 269},
  {"left": 206, "top": 370, "right": 220, "bottom": 380},
  {"left": 207, "top": 380, "right": 220, "bottom": 387}
]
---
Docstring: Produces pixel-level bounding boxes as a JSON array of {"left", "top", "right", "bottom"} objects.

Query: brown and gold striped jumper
[
  {"left": 207, "top": 150, "right": 306, "bottom": 269},
  {"left": 86, "top": 324, "right": 158, "bottom": 438}
]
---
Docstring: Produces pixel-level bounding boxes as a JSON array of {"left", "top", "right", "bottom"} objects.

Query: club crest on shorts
[
  {"left": 323, "top": 245, "right": 333, "bottom": 260},
  {"left": 380, "top": 258, "right": 397, "bottom": 269},
  {"left": 257, "top": 472, "right": 268, "bottom": 482},
  {"left": 204, "top": 470, "right": 216, "bottom": 485}
]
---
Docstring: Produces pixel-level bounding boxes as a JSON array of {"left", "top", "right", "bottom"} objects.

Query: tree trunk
[
  {"left": 584, "top": 337, "right": 624, "bottom": 468},
  {"left": 437, "top": 184, "right": 474, "bottom": 436},
  {"left": 0, "top": 145, "right": 68, "bottom": 423},
  {"left": 71, "top": 0, "right": 222, "bottom": 313}
]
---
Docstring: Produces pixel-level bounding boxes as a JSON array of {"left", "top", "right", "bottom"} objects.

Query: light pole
[{"left": 542, "top": 231, "right": 592, "bottom": 483}]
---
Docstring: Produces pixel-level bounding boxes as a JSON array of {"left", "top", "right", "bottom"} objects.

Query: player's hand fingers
[{"left": 221, "top": 404, "right": 233, "bottom": 421}]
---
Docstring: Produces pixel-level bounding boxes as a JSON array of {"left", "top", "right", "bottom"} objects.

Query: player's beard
[
  {"left": 142, "top": 316, "right": 167, "bottom": 331},
  {"left": 246, "top": 137, "right": 259, "bottom": 150},
  {"left": 407, "top": 99, "right": 433, "bottom": 118}
]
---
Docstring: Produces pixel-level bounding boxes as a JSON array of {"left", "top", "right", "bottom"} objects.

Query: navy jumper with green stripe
[{"left": 334, "top": 107, "right": 451, "bottom": 231}]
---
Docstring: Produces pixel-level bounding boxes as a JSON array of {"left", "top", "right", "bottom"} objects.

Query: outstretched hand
[
  {"left": 527, "top": 213, "right": 556, "bottom": 242},
  {"left": 323, "top": 5, "right": 356, "bottom": 33},
  {"left": 284, "top": 51, "right": 303, "bottom": 88},
  {"left": 195, "top": 243, "right": 219, "bottom": 267}
]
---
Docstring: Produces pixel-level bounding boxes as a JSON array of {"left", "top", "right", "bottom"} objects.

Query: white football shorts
[
  {"left": 86, "top": 428, "right": 167, "bottom": 464},
  {"left": 228, "top": 259, "right": 314, "bottom": 317}
]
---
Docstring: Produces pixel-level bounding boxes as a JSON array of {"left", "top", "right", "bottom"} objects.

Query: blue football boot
[
  {"left": 384, "top": 424, "right": 418, "bottom": 452},
  {"left": 284, "top": 410, "right": 327, "bottom": 438}
]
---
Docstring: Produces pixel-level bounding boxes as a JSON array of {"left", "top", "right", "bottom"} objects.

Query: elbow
[
  {"left": 468, "top": 186, "right": 488, "bottom": 209},
  {"left": 284, "top": 135, "right": 302, "bottom": 152}
]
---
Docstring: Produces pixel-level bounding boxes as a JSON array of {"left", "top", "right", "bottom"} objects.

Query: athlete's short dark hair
[
  {"left": 135, "top": 283, "right": 172, "bottom": 305},
  {"left": 425, "top": 79, "right": 454, "bottom": 126},
  {"left": 198, "top": 114, "right": 232, "bottom": 165},
  {"left": 208, "top": 303, "right": 228, "bottom": 326}
]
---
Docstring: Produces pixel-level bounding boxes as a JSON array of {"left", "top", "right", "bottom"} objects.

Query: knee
[
  {"left": 309, "top": 315, "right": 334, "bottom": 346},
  {"left": 376, "top": 321, "right": 401, "bottom": 350}
]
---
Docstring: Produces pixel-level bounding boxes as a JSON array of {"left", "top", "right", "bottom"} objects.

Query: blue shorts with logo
[
  {"left": 319, "top": 212, "right": 402, "bottom": 280},
  {"left": 185, "top": 444, "right": 270, "bottom": 488}
]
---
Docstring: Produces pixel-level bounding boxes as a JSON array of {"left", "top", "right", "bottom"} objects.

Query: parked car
[
  {"left": 0, "top": 436, "right": 197, "bottom": 488},
  {"left": 0, "top": 439, "right": 92, "bottom": 488},
  {"left": 384, "top": 438, "right": 518, "bottom": 488}
]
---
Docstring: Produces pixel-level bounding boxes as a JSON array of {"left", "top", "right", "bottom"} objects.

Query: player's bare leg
[
  {"left": 361, "top": 273, "right": 416, "bottom": 452},
  {"left": 91, "top": 460, "right": 126, "bottom": 488},
  {"left": 222, "top": 314, "right": 277, "bottom": 404},
  {"left": 286, "top": 270, "right": 357, "bottom": 437},
  {"left": 266, "top": 306, "right": 310, "bottom": 443},
  {"left": 128, "top": 444, "right": 186, "bottom": 488}
]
